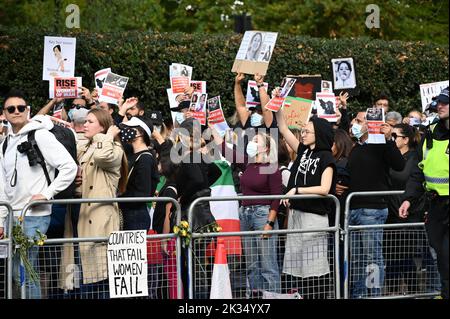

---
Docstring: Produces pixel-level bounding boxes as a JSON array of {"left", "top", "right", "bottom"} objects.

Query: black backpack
[{"left": 2, "top": 125, "right": 78, "bottom": 199}]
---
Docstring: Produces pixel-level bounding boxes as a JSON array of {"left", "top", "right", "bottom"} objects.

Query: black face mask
[{"left": 120, "top": 127, "right": 138, "bottom": 144}]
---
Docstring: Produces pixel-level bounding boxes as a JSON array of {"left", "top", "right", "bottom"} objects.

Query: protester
[
  {"left": 60, "top": 108, "right": 127, "bottom": 298},
  {"left": 399, "top": 87, "right": 449, "bottom": 299},
  {"left": 346, "top": 110, "right": 405, "bottom": 298},
  {"left": 275, "top": 101, "right": 336, "bottom": 298},
  {"left": 210, "top": 119, "right": 282, "bottom": 295},
  {"left": 118, "top": 116, "right": 156, "bottom": 230},
  {"left": 0, "top": 89, "right": 77, "bottom": 299},
  {"left": 374, "top": 94, "right": 390, "bottom": 114}
]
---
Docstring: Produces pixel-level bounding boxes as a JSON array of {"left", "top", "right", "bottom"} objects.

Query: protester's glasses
[
  {"left": 391, "top": 133, "right": 406, "bottom": 140},
  {"left": 5, "top": 105, "right": 27, "bottom": 114},
  {"left": 71, "top": 104, "right": 84, "bottom": 109},
  {"left": 301, "top": 129, "right": 315, "bottom": 135}
]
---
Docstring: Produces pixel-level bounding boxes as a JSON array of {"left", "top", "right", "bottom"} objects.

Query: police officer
[{"left": 399, "top": 86, "right": 449, "bottom": 299}]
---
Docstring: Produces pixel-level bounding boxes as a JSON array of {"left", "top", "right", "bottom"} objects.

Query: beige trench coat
[{"left": 60, "top": 133, "right": 124, "bottom": 288}]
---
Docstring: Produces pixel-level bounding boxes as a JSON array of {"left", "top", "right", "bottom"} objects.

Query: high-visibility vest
[{"left": 419, "top": 124, "right": 449, "bottom": 196}]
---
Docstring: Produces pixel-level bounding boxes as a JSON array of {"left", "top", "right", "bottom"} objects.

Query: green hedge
[{"left": 0, "top": 27, "right": 448, "bottom": 119}]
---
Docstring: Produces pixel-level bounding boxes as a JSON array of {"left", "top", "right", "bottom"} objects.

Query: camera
[{"left": 17, "top": 141, "right": 41, "bottom": 166}]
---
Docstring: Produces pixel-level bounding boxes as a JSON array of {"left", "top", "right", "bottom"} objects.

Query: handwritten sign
[
  {"left": 107, "top": 230, "right": 148, "bottom": 298},
  {"left": 283, "top": 97, "right": 313, "bottom": 128}
]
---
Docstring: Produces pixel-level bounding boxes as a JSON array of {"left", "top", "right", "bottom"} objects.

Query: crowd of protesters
[{"left": 0, "top": 72, "right": 448, "bottom": 300}]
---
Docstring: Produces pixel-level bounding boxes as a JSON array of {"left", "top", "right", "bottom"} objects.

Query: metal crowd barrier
[
  {"left": 187, "top": 194, "right": 341, "bottom": 300},
  {"left": 17, "top": 197, "right": 182, "bottom": 299},
  {"left": 0, "top": 201, "right": 14, "bottom": 299},
  {"left": 343, "top": 191, "right": 440, "bottom": 299}
]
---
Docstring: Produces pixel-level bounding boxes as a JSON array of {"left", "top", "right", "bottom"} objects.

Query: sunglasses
[
  {"left": 391, "top": 133, "right": 406, "bottom": 140},
  {"left": 5, "top": 105, "right": 27, "bottom": 114},
  {"left": 71, "top": 104, "right": 85, "bottom": 109}
]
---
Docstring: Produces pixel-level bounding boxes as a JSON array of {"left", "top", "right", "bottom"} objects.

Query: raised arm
[
  {"left": 255, "top": 73, "right": 273, "bottom": 127},
  {"left": 234, "top": 73, "right": 249, "bottom": 127},
  {"left": 37, "top": 98, "right": 63, "bottom": 116},
  {"left": 275, "top": 98, "right": 300, "bottom": 152}
]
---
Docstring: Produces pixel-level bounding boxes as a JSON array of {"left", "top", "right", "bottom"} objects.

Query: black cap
[
  {"left": 171, "top": 100, "right": 191, "bottom": 112},
  {"left": 436, "top": 86, "right": 449, "bottom": 104}
]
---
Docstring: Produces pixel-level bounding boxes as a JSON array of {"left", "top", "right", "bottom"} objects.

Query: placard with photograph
[
  {"left": 331, "top": 57, "right": 357, "bottom": 90},
  {"left": 265, "top": 77, "right": 296, "bottom": 112},
  {"left": 246, "top": 80, "right": 268, "bottom": 109},
  {"left": 99, "top": 72, "right": 129, "bottom": 105},
  {"left": 232, "top": 31, "right": 278, "bottom": 75},
  {"left": 366, "top": 107, "right": 385, "bottom": 144},
  {"left": 207, "top": 96, "right": 226, "bottom": 125},
  {"left": 315, "top": 92, "right": 337, "bottom": 122},
  {"left": 95, "top": 68, "right": 111, "bottom": 96},
  {"left": 190, "top": 93, "right": 208, "bottom": 125},
  {"left": 321, "top": 80, "right": 333, "bottom": 93},
  {"left": 170, "top": 63, "right": 192, "bottom": 94}
]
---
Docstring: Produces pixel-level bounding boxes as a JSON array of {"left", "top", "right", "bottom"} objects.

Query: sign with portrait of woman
[
  {"left": 331, "top": 57, "right": 357, "bottom": 91},
  {"left": 232, "top": 31, "right": 278, "bottom": 75}
]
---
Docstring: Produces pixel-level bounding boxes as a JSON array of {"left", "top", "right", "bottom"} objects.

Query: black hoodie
[{"left": 287, "top": 117, "right": 337, "bottom": 215}]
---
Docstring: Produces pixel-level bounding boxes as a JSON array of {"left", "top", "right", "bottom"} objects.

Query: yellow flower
[
  {"left": 215, "top": 226, "right": 222, "bottom": 232},
  {"left": 36, "top": 240, "right": 44, "bottom": 246},
  {"left": 173, "top": 226, "right": 180, "bottom": 234},
  {"left": 180, "top": 230, "right": 187, "bottom": 237},
  {"left": 180, "top": 221, "right": 189, "bottom": 229},
  {"left": 18, "top": 216, "right": 24, "bottom": 223}
]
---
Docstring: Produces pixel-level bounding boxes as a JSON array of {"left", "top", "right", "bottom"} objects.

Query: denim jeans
[
  {"left": 239, "top": 205, "right": 281, "bottom": 294},
  {"left": 349, "top": 208, "right": 388, "bottom": 298},
  {"left": 9, "top": 215, "right": 51, "bottom": 299}
]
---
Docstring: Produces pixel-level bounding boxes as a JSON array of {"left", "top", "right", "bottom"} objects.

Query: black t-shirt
[
  {"left": 152, "top": 182, "right": 178, "bottom": 234},
  {"left": 119, "top": 150, "right": 155, "bottom": 210},
  {"left": 287, "top": 144, "right": 337, "bottom": 215}
]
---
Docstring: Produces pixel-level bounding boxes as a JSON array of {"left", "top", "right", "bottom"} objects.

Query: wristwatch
[{"left": 266, "top": 220, "right": 275, "bottom": 227}]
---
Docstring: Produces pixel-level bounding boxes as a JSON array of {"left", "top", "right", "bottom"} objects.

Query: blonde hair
[
  {"left": 88, "top": 108, "right": 128, "bottom": 194},
  {"left": 257, "top": 132, "right": 278, "bottom": 165}
]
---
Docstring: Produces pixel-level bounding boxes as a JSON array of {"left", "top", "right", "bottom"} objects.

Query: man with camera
[
  {"left": 400, "top": 86, "right": 449, "bottom": 299},
  {"left": 0, "top": 89, "right": 77, "bottom": 298}
]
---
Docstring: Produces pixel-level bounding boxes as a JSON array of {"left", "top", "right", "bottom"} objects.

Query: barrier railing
[
  {"left": 187, "top": 194, "right": 341, "bottom": 299},
  {"left": 0, "top": 201, "right": 14, "bottom": 299},
  {"left": 18, "top": 197, "right": 182, "bottom": 299},
  {"left": 343, "top": 191, "right": 440, "bottom": 299}
]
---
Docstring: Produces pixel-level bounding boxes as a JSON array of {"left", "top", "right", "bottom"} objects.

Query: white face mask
[
  {"left": 246, "top": 141, "right": 259, "bottom": 158},
  {"left": 175, "top": 112, "right": 185, "bottom": 124},
  {"left": 351, "top": 123, "right": 365, "bottom": 140},
  {"left": 250, "top": 112, "right": 263, "bottom": 127}
]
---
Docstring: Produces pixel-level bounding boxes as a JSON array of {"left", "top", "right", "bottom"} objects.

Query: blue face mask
[
  {"left": 175, "top": 112, "right": 185, "bottom": 124},
  {"left": 351, "top": 123, "right": 365, "bottom": 140},
  {"left": 250, "top": 112, "right": 263, "bottom": 127},
  {"left": 68, "top": 108, "right": 75, "bottom": 121}
]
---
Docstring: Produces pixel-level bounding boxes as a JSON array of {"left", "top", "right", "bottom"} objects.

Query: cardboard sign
[
  {"left": 170, "top": 63, "right": 192, "bottom": 94},
  {"left": 283, "top": 97, "right": 313, "bottom": 129},
  {"left": 265, "top": 77, "right": 296, "bottom": 112},
  {"left": 190, "top": 93, "right": 208, "bottom": 125},
  {"left": 232, "top": 31, "right": 278, "bottom": 76},
  {"left": 245, "top": 80, "right": 268, "bottom": 109},
  {"left": 49, "top": 77, "right": 82, "bottom": 99},
  {"left": 107, "top": 230, "right": 148, "bottom": 298},
  {"left": 95, "top": 68, "right": 111, "bottom": 96},
  {"left": 366, "top": 107, "right": 385, "bottom": 144},
  {"left": 419, "top": 80, "right": 449, "bottom": 111},
  {"left": 316, "top": 92, "right": 338, "bottom": 122},
  {"left": 99, "top": 72, "right": 129, "bottom": 105},
  {"left": 42, "top": 36, "right": 76, "bottom": 81}
]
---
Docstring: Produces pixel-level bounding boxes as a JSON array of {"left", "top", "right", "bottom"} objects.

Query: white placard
[
  {"left": 419, "top": 80, "right": 449, "bottom": 111},
  {"left": 246, "top": 80, "right": 268, "bottom": 109},
  {"left": 235, "top": 31, "right": 278, "bottom": 63},
  {"left": 42, "top": 36, "right": 76, "bottom": 81},
  {"left": 98, "top": 72, "right": 129, "bottom": 105},
  {"left": 95, "top": 68, "right": 111, "bottom": 96},
  {"left": 107, "top": 230, "right": 148, "bottom": 298},
  {"left": 316, "top": 92, "right": 337, "bottom": 122}
]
